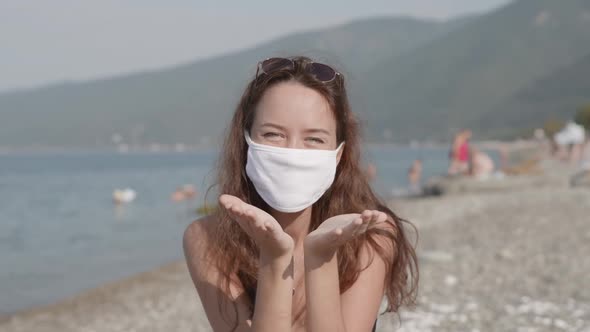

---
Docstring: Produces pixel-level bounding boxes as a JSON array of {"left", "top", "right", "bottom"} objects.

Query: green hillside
[
  {"left": 0, "top": 17, "right": 460, "bottom": 148},
  {"left": 477, "top": 53, "right": 590, "bottom": 138},
  {"left": 360, "top": 0, "right": 590, "bottom": 141},
  {"left": 2, "top": 0, "right": 590, "bottom": 148}
]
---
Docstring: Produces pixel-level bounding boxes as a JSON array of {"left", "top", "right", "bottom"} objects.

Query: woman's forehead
[{"left": 253, "top": 82, "right": 337, "bottom": 133}]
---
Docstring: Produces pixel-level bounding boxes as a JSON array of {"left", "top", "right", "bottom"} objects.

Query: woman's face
[{"left": 250, "top": 81, "right": 339, "bottom": 151}]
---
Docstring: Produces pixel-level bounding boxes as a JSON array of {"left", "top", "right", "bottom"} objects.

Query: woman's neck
[{"left": 271, "top": 207, "right": 312, "bottom": 249}]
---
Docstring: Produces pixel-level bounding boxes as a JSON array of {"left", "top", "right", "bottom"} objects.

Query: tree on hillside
[
  {"left": 574, "top": 104, "right": 590, "bottom": 131},
  {"left": 543, "top": 119, "right": 565, "bottom": 138}
]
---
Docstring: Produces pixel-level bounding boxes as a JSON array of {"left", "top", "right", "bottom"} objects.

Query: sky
[{"left": 0, "top": 0, "right": 513, "bottom": 92}]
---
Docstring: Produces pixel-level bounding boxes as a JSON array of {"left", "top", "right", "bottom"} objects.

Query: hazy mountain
[
  {"left": 0, "top": 16, "right": 462, "bottom": 148},
  {"left": 360, "top": 0, "right": 590, "bottom": 141},
  {"left": 2, "top": 0, "right": 590, "bottom": 148},
  {"left": 477, "top": 53, "right": 590, "bottom": 138}
]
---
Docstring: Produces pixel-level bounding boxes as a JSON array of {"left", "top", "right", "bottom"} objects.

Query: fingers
[
  {"left": 376, "top": 211, "right": 388, "bottom": 223},
  {"left": 361, "top": 210, "right": 373, "bottom": 221},
  {"left": 348, "top": 216, "right": 364, "bottom": 237},
  {"left": 220, "top": 195, "right": 253, "bottom": 221},
  {"left": 220, "top": 195, "right": 255, "bottom": 231},
  {"left": 355, "top": 210, "right": 387, "bottom": 235},
  {"left": 335, "top": 213, "right": 369, "bottom": 241},
  {"left": 219, "top": 194, "right": 244, "bottom": 210},
  {"left": 263, "top": 220, "right": 282, "bottom": 237},
  {"left": 307, "top": 210, "right": 390, "bottom": 254},
  {"left": 220, "top": 195, "right": 276, "bottom": 235}
]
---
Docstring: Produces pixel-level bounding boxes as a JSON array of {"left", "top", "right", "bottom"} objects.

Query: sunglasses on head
[{"left": 256, "top": 57, "right": 340, "bottom": 83}]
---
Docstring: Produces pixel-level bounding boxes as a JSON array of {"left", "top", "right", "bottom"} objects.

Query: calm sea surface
[{"left": 0, "top": 147, "right": 457, "bottom": 314}]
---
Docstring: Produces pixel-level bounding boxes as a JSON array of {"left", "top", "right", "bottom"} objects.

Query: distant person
[
  {"left": 582, "top": 137, "right": 590, "bottom": 163},
  {"left": 408, "top": 159, "right": 423, "bottom": 192},
  {"left": 171, "top": 184, "right": 198, "bottom": 202},
  {"left": 448, "top": 129, "right": 471, "bottom": 175},
  {"left": 533, "top": 128, "right": 550, "bottom": 159},
  {"left": 554, "top": 122, "right": 586, "bottom": 163},
  {"left": 182, "top": 184, "right": 197, "bottom": 199},
  {"left": 498, "top": 144, "right": 509, "bottom": 171},
  {"left": 182, "top": 56, "right": 417, "bottom": 331},
  {"left": 112, "top": 188, "right": 136, "bottom": 205},
  {"left": 171, "top": 188, "right": 186, "bottom": 202},
  {"left": 469, "top": 148, "right": 495, "bottom": 179}
]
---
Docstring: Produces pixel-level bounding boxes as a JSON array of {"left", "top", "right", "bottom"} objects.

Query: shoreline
[
  {"left": 2, "top": 160, "right": 589, "bottom": 331},
  {"left": 0, "top": 138, "right": 543, "bottom": 155},
  {"left": 0, "top": 261, "right": 186, "bottom": 321},
  {"left": 1, "top": 261, "right": 210, "bottom": 332}
]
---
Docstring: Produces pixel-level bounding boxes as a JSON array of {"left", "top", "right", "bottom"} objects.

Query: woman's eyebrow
[
  {"left": 304, "top": 128, "right": 331, "bottom": 136},
  {"left": 260, "top": 123, "right": 286, "bottom": 131},
  {"left": 260, "top": 123, "right": 330, "bottom": 136}
]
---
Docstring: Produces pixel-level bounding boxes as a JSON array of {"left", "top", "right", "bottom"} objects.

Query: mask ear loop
[{"left": 244, "top": 130, "right": 254, "bottom": 145}]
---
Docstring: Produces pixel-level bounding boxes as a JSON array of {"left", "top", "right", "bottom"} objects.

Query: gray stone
[{"left": 571, "top": 170, "right": 590, "bottom": 187}]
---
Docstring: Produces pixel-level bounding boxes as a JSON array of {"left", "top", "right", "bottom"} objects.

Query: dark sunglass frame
[{"left": 255, "top": 57, "right": 340, "bottom": 83}]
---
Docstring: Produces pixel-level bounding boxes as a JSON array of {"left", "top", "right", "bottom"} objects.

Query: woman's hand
[
  {"left": 304, "top": 210, "right": 387, "bottom": 259},
  {"left": 219, "top": 194, "right": 294, "bottom": 259}
]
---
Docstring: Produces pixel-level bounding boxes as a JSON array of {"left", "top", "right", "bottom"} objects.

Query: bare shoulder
[
  {"left": 183, "top": 215, "right": 219, "bottom": 275},
  {"left": 183, "top": 215, "right": 253, "bottom": 331},
  {"left": 183, "top": 215, "right": 217, "bottom": 247}
]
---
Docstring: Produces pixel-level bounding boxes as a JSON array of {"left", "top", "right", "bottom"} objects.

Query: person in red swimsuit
[{"left": 448, "top": 129, "right": 472, "bottom": 175}]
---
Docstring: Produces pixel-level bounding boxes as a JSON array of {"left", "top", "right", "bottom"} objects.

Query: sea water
[{"left": 0, "top": 146, "right": 454, "bottom": 314}]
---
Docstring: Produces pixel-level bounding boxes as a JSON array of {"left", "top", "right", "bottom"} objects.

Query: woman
[
  {"left": 448, "top": 130, "right": 471, "bottom": 175},
  {"left": 408, "top": 159, "right": 423, "bottom": 193},
  {"left": 469, "top": 148, "right": 495, "bottom": 179},
  {"left": 183, "top": 56, "right": 418, "bottom": 331}
]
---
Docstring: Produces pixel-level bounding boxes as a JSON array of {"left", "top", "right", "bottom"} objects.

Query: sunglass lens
[
  {"left": 309, "top": 62, "right": 336, "bottom": 82},
  {"left": 261, "top": 58, "right": 294, "bottom": 74}
]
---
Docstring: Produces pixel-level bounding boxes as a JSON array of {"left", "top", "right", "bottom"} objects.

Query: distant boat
[{"left": 113, "top": 188, "right": 137, "bottom": 205}]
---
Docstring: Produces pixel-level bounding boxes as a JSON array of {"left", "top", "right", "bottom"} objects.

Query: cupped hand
[
  {"left": 304, "top": 210, "right": 387, "bottom": 258},
  {"left": 219, "top": 194, "right": 294, "bottom": 258}
]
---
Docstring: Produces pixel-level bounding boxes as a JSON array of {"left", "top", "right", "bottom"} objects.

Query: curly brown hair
[{"left": 205, "top": 56, "right": 418, "bottom": 328}]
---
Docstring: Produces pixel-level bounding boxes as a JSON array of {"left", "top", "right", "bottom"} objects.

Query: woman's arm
[
  {"left": 184, "top": 217, "right": 295, "bottom": 332},
  {"left": 303, "top": 211, "right": 390, "bottom": 332},
  {"left": 251, "top": 252, "right": 294, "bottom": 332},
  {"left": 219, "top": 195, "right": 297, "bottom": 331},
  {"left": 184, "top": 195, "right": 294, "bottom": 332},
  {"left": 304, "top": 244, "right": 387, "bottom": 332},
  {"left": 183, "top": 218, "right": 253, "bottom": 331},
  {"left": 304, "top": 246, "right": 347, "bottom": 331}
]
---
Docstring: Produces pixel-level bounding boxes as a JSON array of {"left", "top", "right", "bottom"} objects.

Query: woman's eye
[
  {"left": 307, "top": 137, "right": 325, "bottom": 144},
  {"left": 262, "top": 132, "right": 282, "bottom": 138}
]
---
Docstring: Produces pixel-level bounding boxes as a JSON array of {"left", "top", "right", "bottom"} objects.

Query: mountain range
[{"left": 1, "top": 0, "right": 589, "bottom": 148}]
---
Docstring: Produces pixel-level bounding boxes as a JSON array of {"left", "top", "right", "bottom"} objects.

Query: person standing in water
[
  {"left": 183, "top": 56, "right": 418, "bottom": 331},
  {"left": 408, "top": 159, "right": 423, "bottom": 193}
]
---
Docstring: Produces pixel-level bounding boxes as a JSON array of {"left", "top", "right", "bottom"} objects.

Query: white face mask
[{"left": 245, "top": 132, "right": 344, "bottom": 213}]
